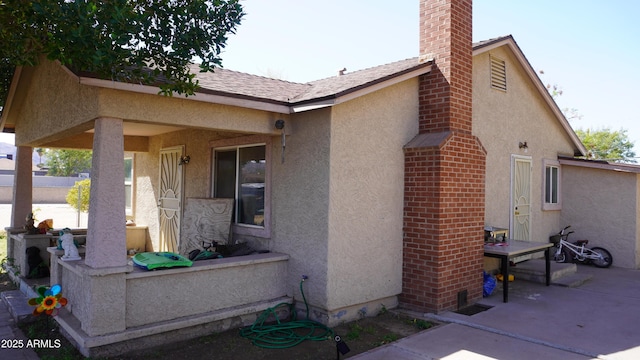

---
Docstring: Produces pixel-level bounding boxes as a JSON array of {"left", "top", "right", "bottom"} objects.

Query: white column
[
  {"left": 10, "top": 146, "right": 33, "bottom": 227},
  {"left": 85, "top": 118, "right": 127, "bottom": 268}
]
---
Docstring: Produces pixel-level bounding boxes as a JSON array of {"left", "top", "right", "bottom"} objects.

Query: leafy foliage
[
  {"left": 0, "top": 58, "right": 13, "bottom": 112},
  {"left": 45, "top": 149, "right": 92, "bottom": 176},
  {"left": 576, "top": 128, "right": 636, "bottom": 163},
  {"left": 66, "top": 179, "right": 91, "bottom": 212},
  {"left": 0, "top": 0, "right": 244, "bottom": 110}
]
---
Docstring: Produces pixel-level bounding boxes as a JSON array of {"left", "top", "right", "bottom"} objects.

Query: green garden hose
[{"left": 239, "top": 276, "right": 334, "bottom": 349}]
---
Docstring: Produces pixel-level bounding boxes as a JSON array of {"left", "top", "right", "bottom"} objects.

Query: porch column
[
  {"left": 76, "top": 117, "right": 128, "bottom": 336},
  {"left": 85, "top": 117, "right": 127, "bottom": 268},
  {"left": 10, "top": 146, "right": 33, "bottom": 228}
]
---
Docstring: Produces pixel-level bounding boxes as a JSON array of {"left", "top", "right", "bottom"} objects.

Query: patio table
[{"left": 484, "top": 239, "right": 552, "bottom": 302}]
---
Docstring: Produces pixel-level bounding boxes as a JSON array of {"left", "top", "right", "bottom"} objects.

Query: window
[
  {"left": 543, "top": 159, "right": 561, "bottom": 210},
  {"left": 490, "top": 55, "right": 507, "bottom": 92},
  {"left": 124, "top": 157, "right": 134, "bottom": 215},
  {"left": 211, "top": 135, "right": 271, "bottom": 238}
]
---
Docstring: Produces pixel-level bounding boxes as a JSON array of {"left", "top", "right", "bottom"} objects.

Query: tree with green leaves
[
  {"left": 576, "top": 128, "right": 636, "bottom": 163},
  {"left": 45, "top": 149, "right": 93, "bottom": 176},
  {"left": 0, "top": 0, "right": 244, "bottom": 111},
  {"left": 35, "top": 147, "right": 45, "bottom": 167},
  {"left": 66, "top": 178, "right": 91, "bottom": 212}
]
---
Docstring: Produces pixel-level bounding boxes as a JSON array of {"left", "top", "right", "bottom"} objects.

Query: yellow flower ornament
[{"left": 28, "top": 284, "right": 68, "bottom": 316}]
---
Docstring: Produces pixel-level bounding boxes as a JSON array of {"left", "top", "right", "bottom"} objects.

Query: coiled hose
[{"left": 239, "top": 277, "right": 334, "bottom": 349}]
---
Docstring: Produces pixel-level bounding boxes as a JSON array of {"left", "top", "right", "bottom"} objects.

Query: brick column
[{"left": 400, "top": 0, "right": 486, "bottom": 313}]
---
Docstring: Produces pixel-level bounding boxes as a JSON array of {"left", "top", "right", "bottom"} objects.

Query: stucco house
[{"left": 1, "top": 0, "right": 601, "bottom": 356}]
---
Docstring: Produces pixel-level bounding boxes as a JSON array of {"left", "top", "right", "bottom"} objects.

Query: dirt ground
[
  {"left": 0, "top": 271, "right": 17, "bottom": 292},
  {"left": 1, "top": 272, "right": 437, "bottom": 360},
  {"left": 114, "top": 311, "right": 434, "bottom": 360}
]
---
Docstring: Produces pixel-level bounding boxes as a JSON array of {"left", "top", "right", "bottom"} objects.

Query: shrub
[{"left": 66, "top": 179, "right": 91, "bottom": 212}]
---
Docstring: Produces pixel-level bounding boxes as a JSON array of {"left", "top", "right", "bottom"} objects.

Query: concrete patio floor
[{"left": 354, "top": 262, "right": 640, "bottom": 360}]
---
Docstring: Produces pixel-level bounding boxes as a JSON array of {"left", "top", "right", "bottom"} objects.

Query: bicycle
[{"left": 549, "top": 225, "right": 613, "bottom": 268}]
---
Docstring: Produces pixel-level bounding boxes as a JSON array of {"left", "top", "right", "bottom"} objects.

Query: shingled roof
[
  {"left": 190, "top": 37, "right": 517, "bottom": 108},
  {"left": 192, "top": 57, "right": 431, "bottom": 107}
]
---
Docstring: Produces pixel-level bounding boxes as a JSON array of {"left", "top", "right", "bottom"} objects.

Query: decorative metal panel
[
  {"left": 158, "top": 147, "right": 184, "bottom": 252},
  {"left": 512, "top": 156, "right": 531, "bottom": 241}
]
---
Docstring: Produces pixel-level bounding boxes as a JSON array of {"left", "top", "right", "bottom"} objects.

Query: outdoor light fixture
[
  {"left": 519, "top": 141, "right": 528, "bottom": 152},
  {"left": 179, "top": 155, "right": 191, "bottom": 165},
  {"left": 334, "top": 335, "right": 350, "bottom": 358}
]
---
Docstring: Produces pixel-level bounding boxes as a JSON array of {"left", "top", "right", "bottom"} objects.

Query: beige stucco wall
[
  {"left": 97, "top": 88, "right": 282, "bottom": 135},
  {"left": 129, "top": 79, "right": 419, "bottom": 323},
  {"left": 561, "top": 165, "right": 639, "bottom": 269},
  {"left": 269, "top": 107, "right": 332, "bottom": 310},
  {"left": 473, "top": 48, "right": 577, "bottom": 243},
  {"left": 326, "top": 79, "right": 419, "bottom": 312},
  {"left": 125, "top": 255, "right": 289, "bottom": 327},
  {"left": 8, "top": 60, "right": 282, "bottom": 148},
  {"left": 9, "top": 61, "right": 100, "bottom": 146}
]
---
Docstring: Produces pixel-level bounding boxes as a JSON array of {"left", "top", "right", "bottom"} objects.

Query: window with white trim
[
  {"left": 543, "top": 159, "right": 561, "bottom": 210},
  {"left": 211, "top": 135, "right": 271, "bottom": 238}
]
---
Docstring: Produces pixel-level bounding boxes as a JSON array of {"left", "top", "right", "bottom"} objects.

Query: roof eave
[
  {"left": 290, "top": 63, "right": 432, "bottom": 113},
  {"left": 559, "top": 156, "right": 640, "bottom": 174},
  {"left": 78, "top": 76, "right": 292, "bottom": 114},
  {"left": 76, "top": 60, "right": 433, "bottom": 115}
]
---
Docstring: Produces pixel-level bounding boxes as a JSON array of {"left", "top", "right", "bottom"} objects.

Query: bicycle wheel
[
  {"left": 561, "top": 247, "right": 574, "bottom": 263},
  {"left": 550, "top": 245, "right": 570, "bottom": 263},
  {"left": 590, "top": 247, "right": 613, "bottom": 268},
  {"left": 550, "top": 245, "right": 561, "bottom": 262}
]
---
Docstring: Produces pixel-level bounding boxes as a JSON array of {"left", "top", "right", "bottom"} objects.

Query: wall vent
[{"left": 490, "top": 55, "right": 507, "bottom": 92}]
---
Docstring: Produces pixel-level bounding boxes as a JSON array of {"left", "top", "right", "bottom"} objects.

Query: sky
[{"left": 2, "top": 0, "right": 639, "bottom": 154}]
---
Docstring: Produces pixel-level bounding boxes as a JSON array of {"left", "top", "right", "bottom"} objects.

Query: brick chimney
[{"left": 400, "top": 0, "right": 486, "bottom": 313}]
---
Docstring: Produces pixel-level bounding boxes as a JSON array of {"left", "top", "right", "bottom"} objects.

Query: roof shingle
[
  {"left": 191, "top": 36, "right": 516, "bottom": 106},
  {"left": 193, "top": 57, "right": 429, "bottom": 105}
]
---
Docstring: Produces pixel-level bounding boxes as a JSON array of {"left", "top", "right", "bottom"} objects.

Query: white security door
[
  {"left": 158, "top": 146, "right": 184, "bottom": 252},
  {"left": 511, "top": 155, "right": 532, "bottom": 241}
]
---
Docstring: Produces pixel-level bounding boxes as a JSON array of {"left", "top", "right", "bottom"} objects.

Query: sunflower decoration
[{"left": 28, "top": 284, "right": 68, "bottom": 317}]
